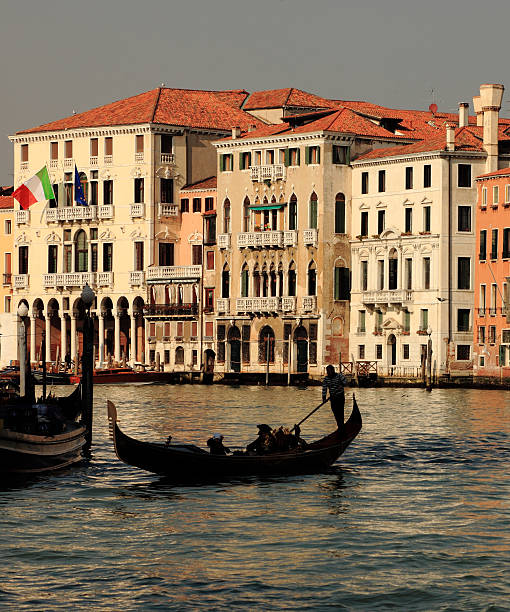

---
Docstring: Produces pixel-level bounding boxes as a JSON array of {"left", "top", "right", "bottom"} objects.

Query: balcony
[
  {"left": 236, "top": 297, "right": 281, "bottom": 313},
  {"left": 216, "top": 298, "right": 230, "bottom": 313},
  {"left": 218, "top": 233, "right": 231, "bottom": 249},
  {"left": 281, "top": 296, "right": 296, "bottom": 313},
  {"left": 144, "top": 303, "right": 199, "bottom": 317},
  {"left": 46, "top": 206, "right": 98, "bottom": 223},
  {"left": 49, "top": 160, "right": 58, "bottom": 169},
  {"left": 20, "top": 161, "right": 29, "bottom": 171},
  {"left": 129, "top": 271, "right": 145, "bottom": 286},
  {"left": 302, "top": 296, "right": 317, "bottom": 312},
  {"left": 135, "top": 152, "right": 144, "bottom": 162},
  {"left": 89, "top": 156, "right": 98, "bottom": 166},
  {"left": 130, "top": 203, "right": 145, "bottom": 218},
  {"left": 237, "top": 231, "right": 283, "bottom": 249},
  {"left": 15, "top": 210, "right": 30, "bottom": 225},
  {"left": 303, "top": 229, "right": 318, "bottom": 247},
  {"left": 146, "top": 266, "right": 202, "bottom": 282},
  {"left": 477, "top": 307, "right": 486, "bottom": 316},
  {"left": 104, "top": 155, "right": 112, "bottom": 165},
  {"left": 63, "top": 158, "right": 74, "bottom": 169},
  {"left": 98, "top": 272, "right": 113, "bottom": 286},
  {"left": 98, "top": 205, "right": 113, "bottom": 219},
  {"left": 283, "top": 230, "right": 298, "bottom": 247},
  {"left": 250, "top": 164, "right": 286, "bottom": 182},
  {"left": 3, "top": 273, "right": 12, "bottom": 285},
  {"left": 361, "top": 290, "right": 413, "bottom": 306},
  {"left": 43, "top": 272, "right": 95, "bottom": 289},
  {"left": 14, "top": 274, "right": 29, "bottom": 289},
  {"left": 159, "top": 203, "right": 179, "bottom": 217},
  {"left": 160, "top": 153, "right": 175, "bottom": 164}
]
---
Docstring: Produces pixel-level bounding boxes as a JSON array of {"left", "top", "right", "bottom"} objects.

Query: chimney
[
  {"left": 473, "top": 95, "right": 483, "bottom": 126},
  {"left": 231, "top": 126, "right": 241, "bottom": 139},
  {"left": 446, "top": 124, "right": 455, "bottom": 151},
  {"left": 480, "top": 83, "right": 504, "bottom": 172},
  {"left": 459, "top": 102, "right": 469, "bottom": 128}
]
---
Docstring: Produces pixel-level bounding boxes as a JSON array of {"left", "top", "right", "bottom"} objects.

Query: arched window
[
  {"left": 223, "top": 198, "right": 231, "bottom": 233},
  {"left": 243, "top": 197, "right": 250, "bottom": 232},
  {"left": 262, "top": 265, "right": 268, "bottom": 297},
  {"left": 222, "top": 265, "right": 230, "bottom": 298},
  {"left": 278, "top": 263, "right": 284, "bottom": 296},
  {"left": 308, "top": 261, "right": 317, "bottom": 296},
  {"left": 259, "top": 326, "right": 275, "bottom": 363},
  {"left": 289, "top": 194, "right": 297, "bottom": 231},
  {"left": 253, "top": 265, "right": 261, "bottom": 297},
  {"left": 175, "top": 346, "right": 184, "bottom": 364},
  {"left": 75, "top": 230, "right": 88, "bottom": 272},
  {"left": 389, "top": 249, "right": 398, "bottom": 290},
  {"left": 270, "top": 264, "right": 277, "bottom": 297},
  {"left": 288, "top": 261, "right": 296, "bottom": 297},
  {"left": 241, "top": 265, "right": 249, "bottom": 297},
  {"left": 335, "top": 193, "right": 345, "bottom": 234},
  {"left": 309, "top": 192, "right": 318, "bottom": 229}
]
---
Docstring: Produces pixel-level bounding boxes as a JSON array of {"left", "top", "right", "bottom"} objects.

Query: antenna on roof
[
  {"left": 72, "top": 109, "right": 77, "bottom": 115},
  {"left": 428, "top": 88, "right": 437, "bottom": 115},
  {"left": 161, "top": 82, "right": 166, "bottom": 87}
]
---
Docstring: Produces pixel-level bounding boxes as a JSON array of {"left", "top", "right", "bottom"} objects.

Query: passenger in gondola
[
  {"left": 207, "top": 433, "right": 231, "bottom": 455},
  {"left": 273, "top": 425, "right": 307, "bottom": 451},
  {"left": 322, "top": 364, "right": 347, "bottom": 432},
  {"left": 246, "top": 424, "right": 276, "bottom": 455}
]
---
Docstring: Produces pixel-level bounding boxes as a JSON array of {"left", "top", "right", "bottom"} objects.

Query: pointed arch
[
  {"left": 289, "top": 193, "right": 297, "bottom": 230},
  {"left": 309, "top": 191, "right": 318, "bottom": 229},
  {"left": 223, "top": 198, "right": 231, "bottom": 233},
  {"left": 259, "top": 325, "right": 275, "bottom": 363},
  {"left": 308, "top": 260, "right": 317, "bottom": 296}
]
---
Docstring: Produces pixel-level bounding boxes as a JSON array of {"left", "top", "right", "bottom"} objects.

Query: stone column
[
  {"left": 130, "top": 311, "right": 137, "bottom": 364},
  {"left": 60, "top": 315, "right": 67, "bottom": 366},
  {"left": 70, "top": 314, "right": 77, "bottom": 365},
  {"left": 114, "top": 312, "right": 121, "bottom": 363},
  {"left": 45, "top": 314, "right": 51, "bottom": 363},
  {"left": 98, "top": 313, "right": 105, "bottom": 367},
  {"left": 30, "top": 315, "right": 37, "bottom": 363}
]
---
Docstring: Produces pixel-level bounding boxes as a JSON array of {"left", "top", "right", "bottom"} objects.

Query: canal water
[{"left": 1, "top": 385, "right": 509, "bottom": 611}]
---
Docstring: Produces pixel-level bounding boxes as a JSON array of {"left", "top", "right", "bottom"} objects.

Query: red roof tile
[
  {"left": 0, "top": 196, "right": 14, "bottom": 209},
  {"left": 477, "top": 166, "right": 510, "bottom": 179},
  {"left": 181, "top": 176, "right": 217, "bottom": 191},
  {"left": 244, "top": 88, "right": 336, "bottom": 110},
  {"left": 18, "top": 88, "right": 264, "bottom": 134}
]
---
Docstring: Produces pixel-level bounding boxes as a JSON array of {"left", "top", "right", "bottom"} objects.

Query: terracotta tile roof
[
  {"left": 0, "top": 196, "right": 14, "bottom": 209},
  {"left": 212, "top": 90, "right": 250, "bottom": 108},
  {"left": 181, "top": 176, "right": 217, "bottom": 191},
  {"left": 477, "top": 167, "right": 510, "bottom": 179},
  {"left": 243, "top": 88, "right": 336, "bottom": 110},
  {"left": 18, "top": 88, "right": 264, "bottom": 134}
]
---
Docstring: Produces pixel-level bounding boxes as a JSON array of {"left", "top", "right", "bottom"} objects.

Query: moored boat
[{"left": 107, "top": 396, "right": 362, "bottom": 481}]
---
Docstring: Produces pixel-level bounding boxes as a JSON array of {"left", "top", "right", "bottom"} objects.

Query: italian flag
[{"left": 13, "top": 166, "right": 55, "bottom": 210}]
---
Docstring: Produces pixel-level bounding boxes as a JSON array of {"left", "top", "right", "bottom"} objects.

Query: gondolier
[{"left": 322, "top": 365, "right": 347, "bottom": 431}]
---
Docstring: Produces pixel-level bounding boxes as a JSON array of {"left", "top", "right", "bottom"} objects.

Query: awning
[{"left": 249, "top": 204, "right": 286, "bottom": 211}]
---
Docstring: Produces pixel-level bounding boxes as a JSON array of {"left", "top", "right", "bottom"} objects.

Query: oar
[{"left": 291, "top": 397, "right": 331, "bottom": 432}]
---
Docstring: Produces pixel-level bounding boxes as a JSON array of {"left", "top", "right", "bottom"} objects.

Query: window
[
  {"left": 482, "top": 187, "right": 487, "bottom": 208},
  {"left": 361, "top": 172, "right": 369, "bottom": 194},
  {"left": 405, "top": 258, "right": 412, "bottom": 290},
  {"left": 64, "top": 140, "right": 73, "bottom": 159},
  {"left": 420, "top": 309, "right": 429, "bottom": 331},
  {"left": 205, "top": 288, "right": 214, "bottom": 310},
  {"left": 104, "top": 137, "right": 113, "bottom": 157},
  {"left": 175, "top": 347, "right": 184, "bottom": 364},
  {"left": 375, "top": 311, "right": 383, "bottom": 332},
  {"left": 192, "top": 245, "right": 202, "bottom": 266},
  {"left": 193, "top": 198, "right": 201, "bottom": 213},
  {"left": 334, "top": 266, "right": 350, "bottom": 300},
  {"left": 88, "top": 137, "right": 98, "bottom": 158},
  {"left": 134, "top": 242, "right": 144, "bottom": 271},
  {"left": 493, "top": 186, "right": 499, "bottom": 205},
  {"left": 491, "top": 229, "right": 498, "bottom": 259},
  {"left": 63, "top": 245, "right": 72, "bottom": 273},
  {"left": 50, "top": 185, "right": 58, "bottom": 208},
  {"left": 489, "top": 326, "right": 497, "bottom": 344},
  {"left": 478, "top": 326, "right": 486, "bottom": 343},
  {"left": 457, "top": 309, "right": 470, "bottom": 332},
  {"left": 103, "top": 243, "right": 113, "bottom": 272},
  {"left": 222, "top": 267, "right": 230, "bottom": 298},
  {"left": 332, "top": 145, "right": 350, "bottom": 165},
  {"left": 358, "top": 345, "right": 365, "bottom": 359},
  {"left": 159, "top": 243, "right": 174, "bottom": 266},
  {"left": 47, "top": 245, "right": 58, "bottom": 274},
  {"left": 306, "top": 146, "right": 320, "bottom": 164},
  {"left": 479, "top": 230, "right": 487, "bottom": 260},
  {"left": 358, "top": 310, "right": 366, "bottom": 333},
  {"left": 423, "top": 206, "right": 431, "bottom": 232},
  {"left": 309, "top": 192, "right": 318, "bottom": 229},
  {"left": 288, "top": 265, "right": 296, "bottom": 296},
  {"left": 266, "top": 150, "right": 275, "bottom": 164},
  {"left": 51, "top": 141, "right": 58, "bottom": 160},
  {"left": 64, "top": 172, "right": 73, "bottom": 206},
  {"left": 103, "top": 180, "right": 113, "bottom": 206},
  {"left": 405, "top": 208, "right": 412, "bottom": 233},
  {"left": 506, "top": 184, "right": 510, "bottom": 204},
  {"left": 457, "top": 345, "right": 470, "bottom": 360},
  {"left": 89, "top": 171, "right": 98, "bottom": 206},
  {"left": 480, "top": 285, "right": 486, "bottom": 314},
  {"left": 378, "top": 170, "right": 386, "bottom": 192},
  {"left": 334, "top": 194, "right": 345, "bottom": 233},
  {"left": 377, "top": 260, "right": 384, "bottom": 290},
  {"left": 458, "top": 257, "right": 470, "bottom": 290},
  {"left": 458, "top": 164, "right": 471, "bottom": 187},
  {"left": 204, "top": 216, "right": 216, "bottom": 244},
  {"left": 223, "top": 199, "right": 231, "bottom": 233},
  {"left": 376, "top": 344, "right": 383, "bottom": 359},
  {"left": 458, "top": 206, "right": 471, "bottom": 232},
  {"left": 360, "top": 211, "right": 368, "bottom": 237},
  {"left": 134, "top": 178, "right": 144, "bottom": 203},
  {"left": 181, "top": 198, "right": 189, "bottom": 213},
  {"left": 4, "top": 220, "right": 11, "bottom": 235},
  {"left": 361, "top": 261, "right": 368, "bottom": 291},
  {"left": 161, "top": 134, "right": 173, "bottom": 154},
  {"left": 424, "top": 164, "right": 431, "bottom": 188},
  {"left": 75, "top": 230, "right": 88, "bottom": 272},
  {"left": 388, "top": 251, "right": 398, "bottom": 290},
  {"left": 308, "top": 263, "right": 317, "bottom": 296},
  {"left": 377, "top": 210, "right": 385, "bottom": 235},
  {"left": 423, "top": 257, "right": 430, "bottom": 289},
  {"left": 205, "top": 197, "right": 214, "bottom": 212},
  {"left": 3, "top": 253, "right": 11, "bottom": 284},
  {"left": 5, "top": 296, "right": 11, "bottom": 313},
  {"left": 206, "top": 251, "right": 214, "bottom": 270},
  {"left": 160, "top": 178, "right": 173, "bottom": 203},
  {"left": 135, "top": 135, "right": 144, "bottom": 155},
  {"left": 405, "top": 167, "right": 413, "bottom": 190},
  {"left": 288, "top": 148, "right": 300, "bottom": 166},
  {"left": 220, "top": 154, "right": 233, "bottom": 171},
  {"left": 240, "top": 267, "right": 249, "bottom": 297},
  {"left": 403, "top": 344, "right": 410, "bottom": 359},
  {"left": 239, "top": 151, "right": 251, "bottom": 170},
  {"left": 20, "top": 144, "right": 28, "bottom": 163},
  {"left": 491, "top": 284, "right": 497, "bottom": 313},
  {"left": 403, "top": 311, "right": 410, "bottom": 332},
  {"left": 289, "top": 195, "right": 297, "bottom": 230}
]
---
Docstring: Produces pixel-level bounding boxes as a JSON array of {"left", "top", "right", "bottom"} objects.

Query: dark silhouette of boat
[{"left": 107, "top": 397, "right": 362, "bottom": 481}]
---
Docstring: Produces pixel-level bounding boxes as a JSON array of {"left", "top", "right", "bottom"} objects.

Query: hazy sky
[{"left": 2, "top": 0, "right": 510, "bottom": 185}]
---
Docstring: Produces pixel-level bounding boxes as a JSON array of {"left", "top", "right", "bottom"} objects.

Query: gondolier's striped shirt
[{"left": 322, "top": 372, "right": 347, "bottom": 401}]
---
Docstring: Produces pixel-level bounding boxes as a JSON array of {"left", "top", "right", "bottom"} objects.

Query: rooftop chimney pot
[
  {"left": 232, "top": 126, "right": 241, "bottom": 139},
  {"left": 446, "top": 124, "right": 455, "bottom": 151},
  {"left": 458, "top": 102, "right": 469, "bottom": 128},
  {"left": 473, "top": 95, "right": 483, "bottom": 126}
]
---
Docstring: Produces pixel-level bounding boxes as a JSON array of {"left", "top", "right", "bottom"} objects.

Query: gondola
[{"left": 107, "top": 397, "right": 362, "bottom": 481}]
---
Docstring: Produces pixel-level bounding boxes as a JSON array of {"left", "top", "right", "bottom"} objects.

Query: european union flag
[{"left": 74, "top": 165, "right": 87, "bottom": 206}]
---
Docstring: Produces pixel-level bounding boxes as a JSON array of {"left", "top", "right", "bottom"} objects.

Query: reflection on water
[{"left": 1, "top": 385, "right": 509, "bottom": 610}]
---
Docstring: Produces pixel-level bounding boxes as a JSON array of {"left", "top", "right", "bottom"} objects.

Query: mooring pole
[{"left": 265, "top": 335, "right": 270, "bottom": 386}]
